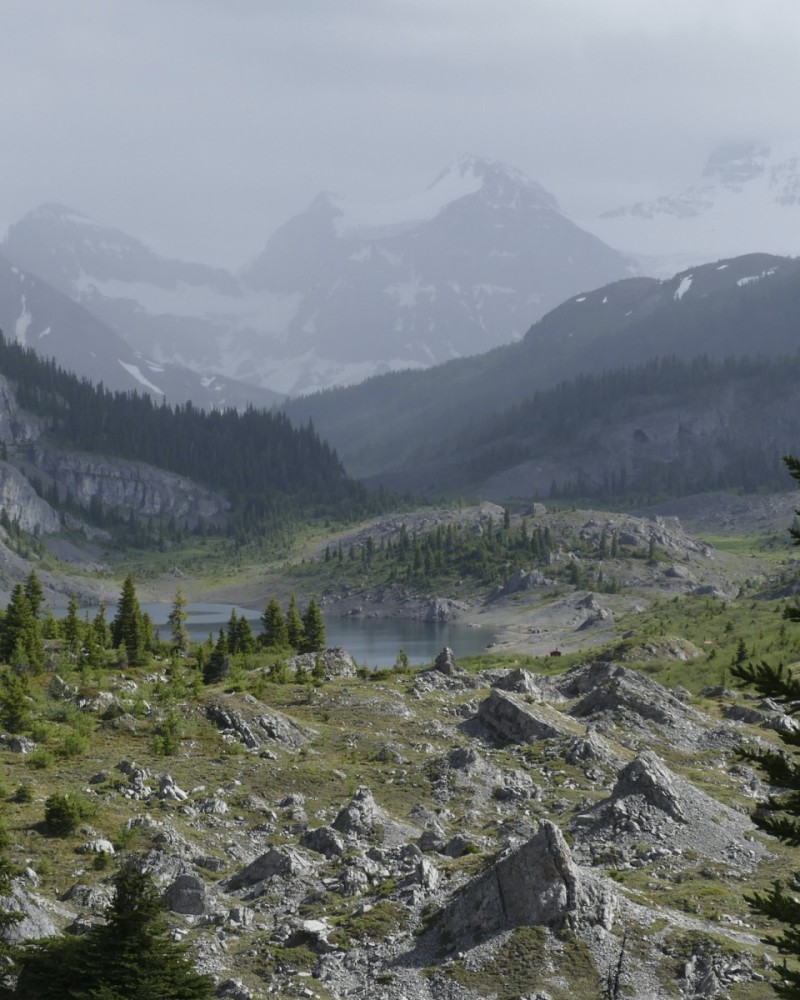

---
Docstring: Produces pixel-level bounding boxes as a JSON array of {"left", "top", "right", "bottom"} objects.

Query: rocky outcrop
[
  {"left": 30, "top": 444, "right": 230, "bottom": 527},
  {"left": 490, "top": 666, "right": 566, "bottom": 702},
  {"left": 560, "top": 661, "right": 703, "bottom": 744},
  {"left": 332, "top": 786, "right": 381, "bottom": 838},
  {"left": 0, "top": 374, "right": 45, "bottom": 445},
  {"left": 286, "top": 647, "right": 358, "bottom": 679},
  {"left": 494, "top": 568, "right": 555, "bottom": 596},
  {"left": 224, "top": 848, "right": 315, "bottom": 892},
  {"left": 476, "top": 689, "right": 579, "bottom": 744},
  {"left": 0, "top": 885, "right": 63, "bottom": 943},
  {"left": 570, "top": 751, "right": 763, "bottom": 871},
  {"left": 0, "top": 462, "right": 60, "bottom": 534},
  {"left": 434, "top": 821, "right": 612, "bottom": 950},
  {"left": 206, "top": 696, "right": 311, "bottom": 750}
]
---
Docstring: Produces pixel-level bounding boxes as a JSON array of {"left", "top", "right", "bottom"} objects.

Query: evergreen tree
[
  {"left": 260, "top": 597, "right": 288, "bottom": 650},
  {"left": 23, "top": 571, "right": 44, "bottom": 619},
  {"left": 286, "top": 594, "right": 305, "bottom": 651},
  {"left": 0, "top": 586, "right": 43, "bottom": 671},
  {"left": 167, "top": 586, "right": 190, "bottom": 656},
  {"left": 111, "top": 574, "right": 146, "bottom": 666},
  {"left": 301, "top": 598, "right": 326, "bottom": 653},
  {"left": 233, "top": 615, "right": 255, "bottom": 655},
  {"left": 62, "top": 594, "right": 83, "bottom": 656},
  {"left": 13, "top": 860, "right": 214, "bottom": 998},
  {"left": 92, "top": 603, "right": 110, "bottom": 650},
  {"left": 732, "top": 455, "right": 800, "bottom": 996},
  {"left": 0, "top": 668, "right": 30, "bottom": 732}
]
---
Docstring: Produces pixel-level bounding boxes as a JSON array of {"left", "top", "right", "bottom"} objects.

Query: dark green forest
[
  {"left": 0, "top": 334, "right": 390, "bottom": 542},
  {"left": 364, "top": 352, "right": 800, "bottom": 502},
  {"left": 285, "top": 256, "right": 800, "bottom": 481}
]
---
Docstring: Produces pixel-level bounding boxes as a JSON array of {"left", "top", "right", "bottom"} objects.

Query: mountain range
[
  {"left": 0, "top": 249, "right": 282, "bottom": 411},
  {"left": 284, "top": 252, "right": 800, "bottom": 487},
  {"left": 2, "top": 144, "right": 800, "bottom": 410},
  {"left": 1, "top": 158, "right": 633, "bottom": 397},
  {"left": 581, "top": 140, "right": 800, "bottom": 272}
]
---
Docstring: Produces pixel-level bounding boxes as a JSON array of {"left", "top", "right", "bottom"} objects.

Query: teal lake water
[{"left": 136, "top": 603, "right": 494, "bottom": 669}]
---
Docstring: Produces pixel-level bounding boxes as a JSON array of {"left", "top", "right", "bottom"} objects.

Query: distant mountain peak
[
  {"left": 583, "top": 138, "right": 800, "bottom": 267},
  {"left": 701, "top": 141, "right": 770, "bottom": 184}
]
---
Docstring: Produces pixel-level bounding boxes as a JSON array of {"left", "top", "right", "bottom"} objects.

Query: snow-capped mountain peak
[
  {"left": 582, "top": 140, "right": 800, "bottom": 271},
  {"left": 4, "top": 160, "right": 631, "bottom": 397}
]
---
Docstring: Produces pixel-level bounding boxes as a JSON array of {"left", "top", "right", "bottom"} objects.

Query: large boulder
[
  {"left": 332, "top": 786, "right": 380, "bottom": 838},
  {"left": 0, "top": 886, "right": 61, "bottom": 944},
  {"left": 477, "top": 689, "right": 579, "bottom": 745},
  {"left": 434, "top": 821, "right": 613, "bottom": 950},
  {"left": 286, "top": 647, "right": 358, "bottom": 679},
  {"left": 570, "top": 751, "right": 763, "bottom": 871},
  {"left": 163, "top": 873, "right": 207, "bottom": 915},
  {"left": 224, "top": 847, "right": 315, "bottom": 892}
]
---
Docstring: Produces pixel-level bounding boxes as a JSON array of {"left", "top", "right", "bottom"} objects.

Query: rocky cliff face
[
  {"left": 0, "top": 372, "right": 229, "bottom": 535},
  {"left": 29, "top": 445, "right": 229, "bottom": 527}
]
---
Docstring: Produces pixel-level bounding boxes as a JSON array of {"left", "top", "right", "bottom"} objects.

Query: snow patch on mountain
[
  {"left": 117, "top": 360, "right": 165, "bottom": 395},
  {"left": 329, "top": 157, "right": 485, "bottom": 238},
  {"left": 673, "top": 275, "right": 692, "bottom": 300},
  {"left": 4, "top": 158, "right": 631, "bottom": 396},
  {"left": 14, "top": 297, "right": 32, "bottom": 345}
]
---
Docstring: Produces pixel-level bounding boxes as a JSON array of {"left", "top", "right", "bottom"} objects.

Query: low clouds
[{"left": 2, "top": 0, "right": 799, "bottom": 267}]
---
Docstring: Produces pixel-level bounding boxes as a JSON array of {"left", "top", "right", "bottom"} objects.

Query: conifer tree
[
  {"left": 167, "top": 586, "right": 189, "bottom": 656},
  {"left": 62, "top": 593, "right": 83, "bottom": 656},
  {"left": 260, "top": 597, "right": 288, "bottom": 649},
  {"left": 92, "top": 603, "right": 110, "bottom": 650},
  {"left": 23, "top": 571, "right": 44, "bottom": 620},
  {"left": 13, "top": 860, "right": 215, "bottom": 998},
  {"left": 285, "top": 594, "right": 305, "bottom": 651},
  {"left": 732, "top": 455, "right": 800, "bottom": 996},
  {"left": 301, "top": 598, "right": 326, "bottom": 653},
  {"left": 0, "top": 586, "right": 43, "bottom": 671},
  {"left": 111, "top": 574, "right": 146, "bottom": 666}
]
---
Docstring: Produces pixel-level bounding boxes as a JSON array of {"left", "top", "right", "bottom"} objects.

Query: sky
[{"left": 2, "top": 0, "right": 800, "bottom": 269}]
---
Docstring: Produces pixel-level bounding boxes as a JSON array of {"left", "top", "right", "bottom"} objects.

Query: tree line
[{"left": 0, "top": 333, "right": 390, "bottom": 543}]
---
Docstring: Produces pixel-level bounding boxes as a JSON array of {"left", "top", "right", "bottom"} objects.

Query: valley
[
  {"left": 1, "top": 488, "right": 800, "bottom": 998},
  {"left": 1, "top": 146, "right": 800, "bottom": 998}
]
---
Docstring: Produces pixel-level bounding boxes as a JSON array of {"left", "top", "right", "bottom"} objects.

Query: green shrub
[{"left": 43, "top": 793, "right": 91, "bottom": 836}]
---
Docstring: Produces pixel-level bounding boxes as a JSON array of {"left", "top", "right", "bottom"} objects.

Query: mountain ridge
[{"left": 2, "top": 159, "right": 632, "bottom": 396}]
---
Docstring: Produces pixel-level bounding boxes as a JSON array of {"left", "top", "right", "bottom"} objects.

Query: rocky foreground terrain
[
  {"left": 1, "top": 634, "right": 796, "bottom": 998},
  {"left": 1, "top": 499, "right": 799, "bottom": 998}
]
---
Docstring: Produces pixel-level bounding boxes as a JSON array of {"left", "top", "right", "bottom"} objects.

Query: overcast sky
[{"left": 2, "top": 0, "right": 799, "bottom": 269}]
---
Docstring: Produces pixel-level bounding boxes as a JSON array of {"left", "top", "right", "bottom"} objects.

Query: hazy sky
[{"left": 2, "top": 1, "right": 799, "bottom": 268}]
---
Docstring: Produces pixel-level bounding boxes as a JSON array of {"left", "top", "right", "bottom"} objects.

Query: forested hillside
[
  {"left": 285, "top": 253, "right": 800, "bottom": 479},
  {"left": 0, "top": 335, "right": 385, "bottom": 541},
  {"left": 370, "top": 353, "right": 800, "bottom": 501}
]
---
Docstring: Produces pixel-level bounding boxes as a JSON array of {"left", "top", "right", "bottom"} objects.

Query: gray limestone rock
[
  {"left": 431, "top": 647, "right": 461, "bottom": 675},
  {"left": 332, "top": 785, "right": 379, "bottom": 837},
  {"left": 477, "top": 689, "right": 576, "bottom": 745},
  {"left": 491, "top": 667, "right": 566, "bottom": 702},
  {"left": 224, "top": 847, "right": 315, "bottom": 891},
  {"left": 300, "top": 825, "right": 346, "bottom": 858},
  {"left": 434, "top": 822, "right": 590, "bottom": 949},
  {"left": 0, "top": 886, "right": 61, "bottom": 944},
  {"left": 286, "top": 647, "right": 358, "bottom": 679},
  {"left": 163, "top": 873, "right": 207, "bottom": 915}
]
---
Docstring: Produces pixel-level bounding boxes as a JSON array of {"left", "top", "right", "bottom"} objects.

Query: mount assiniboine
[
  {"left": 2, "top": 158, "right": 631, "bottom": 397},
  {"left": 5, "top": 147, "right": 800, "bottom": 400}
]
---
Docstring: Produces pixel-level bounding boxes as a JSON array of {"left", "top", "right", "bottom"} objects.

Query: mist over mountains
[
  {"left": 2, "top": 157, "right": 632, "bottom": 397},
  {"left": 582, "top": 140, "right": 800, "bottom": 272},
  {"left": 0, "top": 143, "right": 799, "bottom": 503}
]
